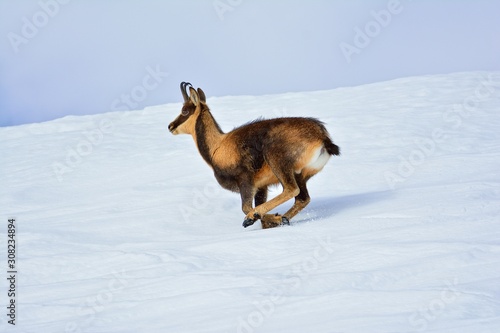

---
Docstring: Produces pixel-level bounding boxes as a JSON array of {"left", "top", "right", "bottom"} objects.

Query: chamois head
[{"left": 168, "top": 82, "right": 206, "bottom": 135}]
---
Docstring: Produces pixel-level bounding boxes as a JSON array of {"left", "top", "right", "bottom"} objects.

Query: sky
[{"left": 0, "top": 0, "right": 499, "bottom": 127}]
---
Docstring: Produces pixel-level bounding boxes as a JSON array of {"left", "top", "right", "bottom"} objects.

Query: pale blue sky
[{"left": 1, "top": 0, "right": 499, "bottom": 126}]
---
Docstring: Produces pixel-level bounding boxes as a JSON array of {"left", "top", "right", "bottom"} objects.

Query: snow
[{"left": 1, "top": 71, "right": 500, "bottom": 332}]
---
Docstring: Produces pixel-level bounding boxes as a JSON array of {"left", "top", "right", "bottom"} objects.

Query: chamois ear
[
  {"left": 189, "top": 87, "right": 200, "bottom": 106},
  {"left": 197, "top": 88, "right": 206, "bottom": 103}
]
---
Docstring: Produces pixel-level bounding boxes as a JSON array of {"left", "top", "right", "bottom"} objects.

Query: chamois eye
[{"left": 181, "top": 108, "right": 189, "bottom": 116}]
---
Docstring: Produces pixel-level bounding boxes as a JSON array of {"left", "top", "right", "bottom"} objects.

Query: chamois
[{"left": 168, "top": 82, "right": 340, "bottom": 229}]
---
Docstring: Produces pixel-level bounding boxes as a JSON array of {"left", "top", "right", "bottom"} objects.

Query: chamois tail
[{"left": 324, "top": 137, "right": 340, "bottom": 156}]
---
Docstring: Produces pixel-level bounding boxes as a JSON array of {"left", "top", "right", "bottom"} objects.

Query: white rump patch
[{"left": 297, "top": 146, "right": 330, "bottom": 173}]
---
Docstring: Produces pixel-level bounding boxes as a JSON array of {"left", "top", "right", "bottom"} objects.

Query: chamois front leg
[{"left": 239, "top": 183, "right": 258, "bottom": 228}]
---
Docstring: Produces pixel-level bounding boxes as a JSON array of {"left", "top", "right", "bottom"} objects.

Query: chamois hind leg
[
  {"left": 254, "top": 187, "right": 268, "bottom": 207},
  {"left": 283, "top": 173, "right": 311, "bottom": 220},
  {"left": 243, "top": 168, "right": 299, "bottom": 228},
  {"left": 260, "top": 213, "right": 284, "bottom": 229},
  {"left": 260, "top": 174, "right": 311, "bottom": 228},
  {"left": 252, "top": 187, "right": 272, "bottom": 228}
]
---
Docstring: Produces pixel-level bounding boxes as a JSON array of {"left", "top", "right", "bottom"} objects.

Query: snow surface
[{"left": 1, "top": 72, "right": 500, "bottom": 333}]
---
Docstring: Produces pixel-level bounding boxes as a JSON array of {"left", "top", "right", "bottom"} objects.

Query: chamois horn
[{"left": 180, "top": 82, "right": 192, "bottom": 102}]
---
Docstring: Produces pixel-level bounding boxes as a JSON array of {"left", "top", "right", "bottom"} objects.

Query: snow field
[{"left": 1, "top": 71, "right": 500, "bottom": 332}]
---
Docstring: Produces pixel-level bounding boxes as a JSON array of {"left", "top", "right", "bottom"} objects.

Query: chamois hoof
[
  {"left": 242, "top": 213, "right": 261, "bottom": 228},
  {"left": 242, "top": 218, "right": 256, "bottom": 228},
  {"left": 260, "top": 214, "right": 289, "bottom": 229}
]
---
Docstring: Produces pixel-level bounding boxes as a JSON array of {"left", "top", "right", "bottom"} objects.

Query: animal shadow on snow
[{"left": 292, "top": 190, "right": 394, "bottom": 224}]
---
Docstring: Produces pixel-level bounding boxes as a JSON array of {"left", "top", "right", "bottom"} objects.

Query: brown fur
[{"left": 169, "top": 82, "right": 340, "bottom": 229}]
